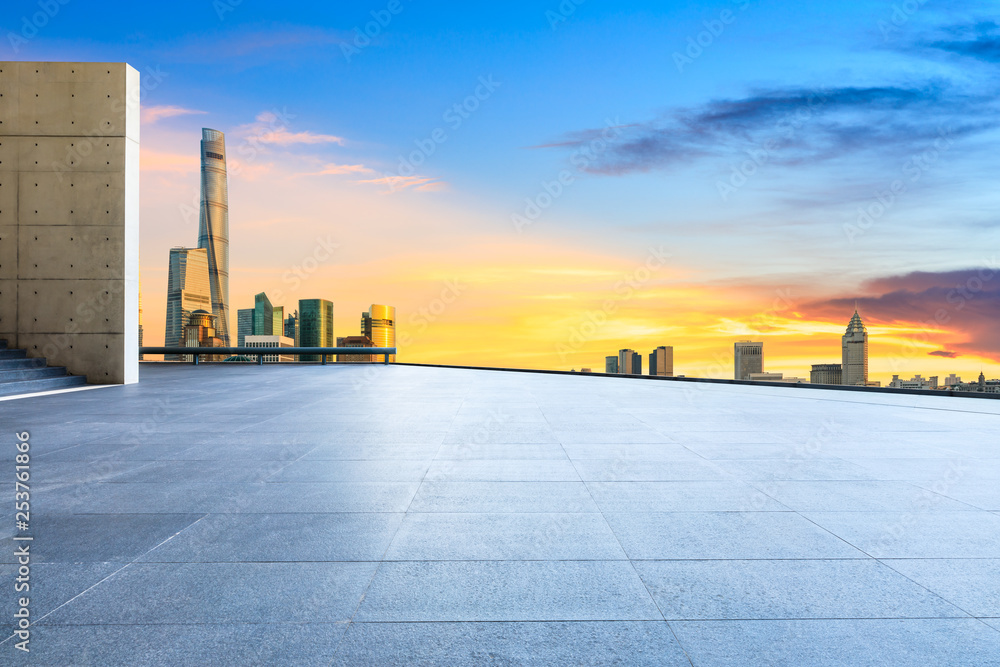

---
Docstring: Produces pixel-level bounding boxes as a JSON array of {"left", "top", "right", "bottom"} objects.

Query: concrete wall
[{"left": 0, "top": 62, "right": 139, "bottom": 384}]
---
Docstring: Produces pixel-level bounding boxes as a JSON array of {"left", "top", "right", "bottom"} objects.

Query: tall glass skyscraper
[
  {"left": 299, "top": 299, "right": 334, "bottom": 361},
  {"left": 362, "top": 304, "right": 396, "bottom": 362},
  {"left": 253, "top": 292, "right": 274, "bottom": 336},
  {"left": 164, "top": 247, "right": 211, "bottom": 358},
  {"left": 198, "top": 128, "right": 231, "bottom": 345},
  {"left": 237, "top": 309, "right": 253, "bottom": 347}
]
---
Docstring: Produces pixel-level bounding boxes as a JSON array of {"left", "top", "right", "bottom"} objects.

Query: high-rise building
[
  {"left": 649, "top": 346, "right": 674, "bottom": 377},
  {"left": 842, "top": 310, "right": 868, "bottom": 386},
  {"left": 284, "top": 311, "right": 300, "bottom": 346},
  {"left": 299, "top": 299, "right": 334, "bottom": 361},
  {"left": 605, "top": 356, "right": 618, "bottom": 374},
  {"left": 362, "top": 305, "right": 396, "bottom": 362},
  {"left": 237, "top": 309, "right": 253, "bottom": 347},
  {"left": 253, "top": 292, "right": 274, "bottom": 336},
  {"left": 138, "top": 265, "right": 144, "bottom": 360},
  {"left": 273, "top": 306, "right": 284, "bottom": 339},
  {"left": 618, "top": 349, "right": 641, "bottom": 375},
  {"left": 734, "top": 341, "right": 763, "bottom": 380},
  {"left": 810, "top": 363, "right": 843, "bottom": 385},
  {"left": 164, "top": 247, "right": 211, "bottom": 358},
  {"left": 198, "top": 128, "right": 231, "bottom": 345}
]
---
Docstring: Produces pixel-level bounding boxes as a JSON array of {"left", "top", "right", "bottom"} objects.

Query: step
[
  {"left": 0, "top": 349, "right": 27, "bottom": 360},
  {"left": 0, "top": 375, "right": 88, "bottom": 397},
  {"left": 0, "top": 357, "right": 46, "bottom": 370},
  {"left": 0, "top": 366, "right": 68, "bottom": 383}
]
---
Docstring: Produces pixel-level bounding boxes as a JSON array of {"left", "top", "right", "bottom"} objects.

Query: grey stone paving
[{"left": 2, "top": 363, "right": 1000, "bottom": 665}]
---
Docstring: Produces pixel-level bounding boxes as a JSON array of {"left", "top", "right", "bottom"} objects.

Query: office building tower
[
  {"left": 842, "top": 310, "right": 868, "bottom": 386},
  {"left": 362, "top": 305, "right": 396, "bottom": 362},
  {"left": 337, "top": 335, "right": 376, "bottom": 363},
  {"left": 299, "top": 299, "right": 334, "bottom": 361},
  {"left": 810, "top": 364, "right": 843, "bottom": 385},
  {"left": 198, "top": 128, "right": 231, "bottom": 345},
  {"left": 284, "top": 311, "right": 299, "bottom": 346},
  {"left": 237, "top": 308, "right": 253, "bottom": 347},
  {"left": 618, "top": 349, "right": 641, "bottom": 375},
  {"left": 605, "top": 356, "right": 618, "bottom": 374},
  {"left": 138, "top": 267, "right": 144, "bottom": 360},
  {"left": 253, "top": 292, "right": 274, "bottom": 336},
  {"left": 273, "top": 306, "right": 284, "bottom": 339},
  {"left": 734, "top": 341, "right": 763, "bottom": 380},
  {"left": 649, "top": 346, "right": 674, "bottom": 377},
  {"left": 164, "top": 247, "right": 211, "bottom": 358}
]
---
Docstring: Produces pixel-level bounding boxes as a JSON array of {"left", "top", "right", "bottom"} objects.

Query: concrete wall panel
[{"left": 0, "top": 61, "right": 138, "bottom": 384}]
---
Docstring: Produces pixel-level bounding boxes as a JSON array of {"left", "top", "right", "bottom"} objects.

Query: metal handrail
[{"left": 140, "top": 347, "right": 397, "bottom": 365}]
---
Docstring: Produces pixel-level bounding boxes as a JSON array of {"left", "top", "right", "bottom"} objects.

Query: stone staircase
[{"left": 0, "top": 339, "right": 88, "bottom": 397}]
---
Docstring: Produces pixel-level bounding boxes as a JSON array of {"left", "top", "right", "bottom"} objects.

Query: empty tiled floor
[{"left": 2, "top": 364, "right": 1000, "bottom": 665}]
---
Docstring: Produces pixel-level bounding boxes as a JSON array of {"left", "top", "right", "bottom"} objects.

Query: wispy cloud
[
  {"left": 297, "top": 162, "right": 375, "bottom": 177},
  {"left": 540, "top": 84, "right": 993, "bottom": 175},
  {"left": 925, "top": 20, "right": 1000, "bottom": 62},
  {"left": 141, "top": 105, "right": 207, "bottom": 126},
  {"left": 356, "top": 174, "right": 447, "bottom": 193}
]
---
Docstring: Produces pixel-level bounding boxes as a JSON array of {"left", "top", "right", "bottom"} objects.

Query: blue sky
[{"left": 6, "top": 0, "right": 999, "bottom": 377}]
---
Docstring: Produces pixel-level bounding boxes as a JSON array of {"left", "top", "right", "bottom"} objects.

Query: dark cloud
[
  {"left": 539, "top": 84, "right": 992, "bottom": 176},
  {"left": 929, "top": 350, "right": 959, "bottom": 358},
  {"left": 926, "top": 20, "right": 1000, "bottom": 62},
  {"left": 804, "top": 268, "right": 1000, "bottom": 359}
]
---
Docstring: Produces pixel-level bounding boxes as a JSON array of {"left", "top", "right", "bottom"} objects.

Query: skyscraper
[
  {"left": 273, "top": 306, "right": 284, "bottom": 339},
  {"left": 253, "top": 292, "right": 274, "bottom": 336},
  {"left": 198, "top": 128, "right": 231, "bottom": 345},
  {"left": 734, "top": 341, "right": 763, "bottom": 380},
  {"left": 605, "top": 356, "right": 618, "bottom": 374},
  {"left": 842, "top": 310, "right": 868, "bottom": 386},
  {"left": 810, "top": 363, "right": 843, "bottom": 385},
  {"left": 618, "top": 349, "right": 641, "bottom": 375},
  {"left": 299, "top": 299, "right": 334, "bottom": 361},
  {"left": 284, "top": 310, "right": 299, "bottom": 346},
  {"left": 164, "top": 247, "right": 211, "bottom": 358},
  {"left": 649, "top": 346, "right": 674, "bottom": 377},
  {"left": 362, "top": 305, "right": 396, "bottom": 362},
  {"left": 237, "top": 309, "right": 253, "bottom": 347}
]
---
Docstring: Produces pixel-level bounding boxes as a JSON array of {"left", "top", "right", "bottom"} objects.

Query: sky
[{"left": 6, "top": 0, "right": 1000, "bottom": 382}]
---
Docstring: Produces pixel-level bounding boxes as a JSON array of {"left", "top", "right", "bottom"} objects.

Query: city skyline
[{"left": 21, "top": 2, "right": 996, "bottom": 382}]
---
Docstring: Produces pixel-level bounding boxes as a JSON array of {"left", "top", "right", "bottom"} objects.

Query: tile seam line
[
  {"left": 326, "top": 394, "right": 463, "bottom": 664},
  {"left": 537, "top": 402, "right": 696, "bottom": 667},
  {"left": 0, "top": 512, "right": 210, "bottom": 647}
]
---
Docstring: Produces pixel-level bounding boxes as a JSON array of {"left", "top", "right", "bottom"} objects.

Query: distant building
[
  {"left": 605, "top": 356, "right": 618, "bottom": 374},
  {"left": 889, "top": 374, "right": 934, "bottom": 390},
  {"left": 164, "top": 247, "right": 211, "bottom": 359},
  {"left": 734, "top": 341, "right": 763, "bottom": 380},
  {"left": 284, "top": 311, "right": 299, "bottom": 346},
  {"left": 748, "top": 372, "right": 806, "bottom": 383},
  {"left": 580, "top": 368, "right": 592, "bottom": 373},
  {"left": 842, "top": 310, "right": 868, "bottom": 386},
  {"left": 952, "top": 372, "right": 1000, "bottom": 393},
  {"left": 619, "top": 349, "right": 641, "bottom": 375},
  {"left": 649, "top": 346, "right": 674, "bottom": 377},
  {"left": 253, "top": 292, "right": 274, "bottom": 336},
  {"left": 138, "top": 269, "right": 144, "bottom": 360},
  {"left": 337, "top": 335, "right": 375, "bottom": 363},
  {"left": 198, "top": 128, "right": 231, "bottom": 345},
  {"left": 362, "top": 305, "right": 396, "bottom": 362},
  {"left": 236, "top": 309, "right": 253, "bottom": 347},
  {"left": 272, "top": 306, "right": 284, "bottom": 339},
  {"left": 245, "top": 335, "right": 294, "bottom": 362},
  {"left": 942, "top": 374, "right": 962, "bottom": 387},
  {"left": 182, "top": 309, "right": 225, "bottom": 361},
  {"left": 810, "top": 364, "right": 843, "bottom": 385},
  {"left": 299, "top": 299, "right": 334, "bottom": 361}
]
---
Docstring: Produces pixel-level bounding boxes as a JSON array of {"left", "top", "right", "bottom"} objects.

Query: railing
[{"left": 140, "top": 347, "right": 397, "bottom": 365}]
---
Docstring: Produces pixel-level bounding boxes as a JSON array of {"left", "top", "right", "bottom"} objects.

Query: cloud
[
  {"left": 298, "top": 163, "right": 375, "bottom": 177},
  {"left": 804, "top": 268, "right": 1000, "bottom": 359},
  {"left": 167, "top": 26, "right": 349, "bottom": 62},
  {"left": 925, "top": 20, "right": 1000, "bottom": 62},
  {"left": 929, "top": 350, "right": 959, "bottom": 358},
  {"left": 141, "top": 105, "right": 207, "bottom": 125},
  {"left": 540, "top": 84, "right": 993, "bottom": 175},
  {"left": 355, "top": 174, "right": 447, "bottom": 193}
]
